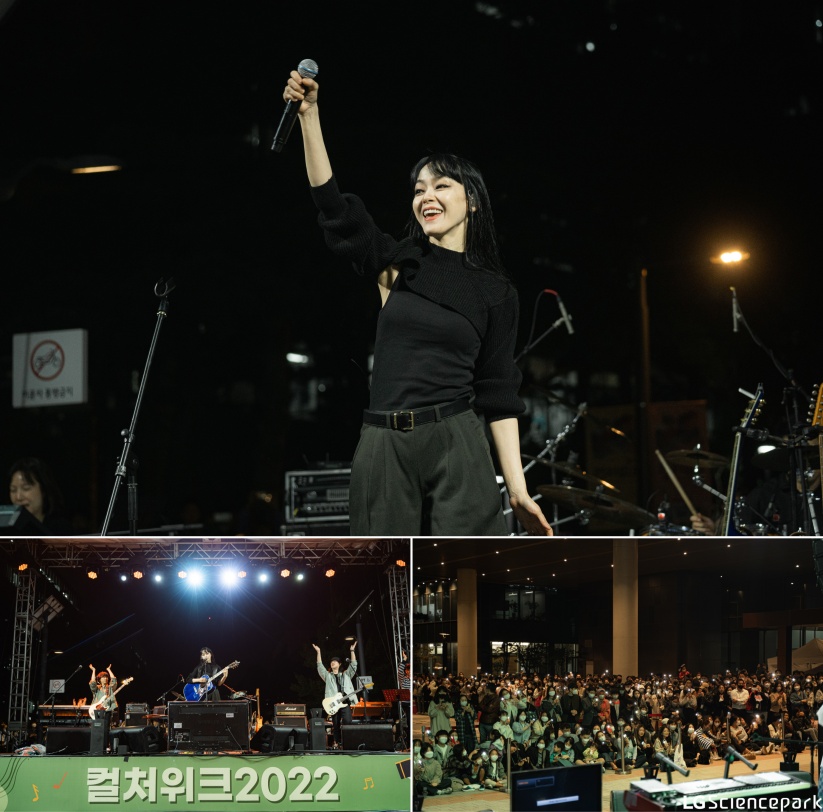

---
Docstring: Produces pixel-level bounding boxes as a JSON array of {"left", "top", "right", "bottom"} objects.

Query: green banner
[{"left": 0, "top": 753, "right": 410, "bottom": 811}]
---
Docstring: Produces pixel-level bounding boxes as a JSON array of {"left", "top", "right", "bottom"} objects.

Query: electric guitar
[
  {"left": 183, "top": 660, "right": 240, "bottom": 701},
  {"left": 322, "top": 682, "right": 374, "bottom": 717},
  {"left": 719, "top": 384, "right": 764, "bottom": 535},
  {"left": 88, "top": 676, "right": 133, "bottom": 719}
]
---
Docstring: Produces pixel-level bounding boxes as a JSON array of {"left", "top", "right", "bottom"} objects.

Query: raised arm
[{"left": 283, "top": 72, "right": 330, "bottom": 188}]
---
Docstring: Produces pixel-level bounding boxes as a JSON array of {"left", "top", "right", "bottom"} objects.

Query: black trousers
[
  {"left": 332, "top": 704, "right": 352, "bottom": 746},
  {"left": 350, "top": 409, "right": 508, "bottom": 535}
]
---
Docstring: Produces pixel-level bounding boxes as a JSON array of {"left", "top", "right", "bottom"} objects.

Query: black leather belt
[{"left": 362, "top": 398, "right": 472, "bottom": 431}]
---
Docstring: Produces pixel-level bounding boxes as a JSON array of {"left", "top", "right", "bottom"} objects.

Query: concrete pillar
[
  {"left": 613, "top": 539, "right": 638, "bottom": 676},
  {"left": 456, "top": 568, "right": 478, "bottom": 679}
]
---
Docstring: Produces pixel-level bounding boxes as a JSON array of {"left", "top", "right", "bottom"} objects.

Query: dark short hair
[{"left": 330, "top": 656, "right": 342, "bottom": 665}]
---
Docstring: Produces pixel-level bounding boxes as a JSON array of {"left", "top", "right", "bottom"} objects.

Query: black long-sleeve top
[{"left": 311, "top": 176, "right": 525, "bottom": 421}]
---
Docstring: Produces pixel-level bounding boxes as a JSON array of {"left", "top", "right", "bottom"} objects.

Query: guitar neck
[{"left": 720, "top": 434, "right": 745, "bottom": 535}]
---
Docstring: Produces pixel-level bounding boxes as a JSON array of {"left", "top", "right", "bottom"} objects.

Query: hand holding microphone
[{"left": 273, "top": 59, "right": 319, "bottom": 152}]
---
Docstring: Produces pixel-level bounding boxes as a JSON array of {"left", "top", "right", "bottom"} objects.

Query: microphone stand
[
  {"left": 101, "top": 279, "right": 175, "bottom": 535},
  {"left": 156, "top": 675, "right": 185, "bottom": 705},
  {"left": 723, "top": 744, "right": 758, "bottom": 778}
]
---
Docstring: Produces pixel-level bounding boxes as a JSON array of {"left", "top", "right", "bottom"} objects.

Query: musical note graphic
[
  {"left": 32, "top": 784, "right": 40, "bottom": 802},
  {"left": 53, "top": 772, "right": 68, "bottom": 789},
  {"left": 363, "top": 777, "right": 375, "bottom": 790}
]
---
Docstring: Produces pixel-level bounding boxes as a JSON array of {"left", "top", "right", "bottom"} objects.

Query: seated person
[
  {"left": 482, "top": 747, "right": 507, "bottom": 790},
  {"left": 414, "top": 741, "right": 450, "bottom": 796}
]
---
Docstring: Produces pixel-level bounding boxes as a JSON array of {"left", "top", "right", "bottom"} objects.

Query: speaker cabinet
[
  {"left": 90, "top": 717, "right": 109, "bottom": 755},
  {"left": 110, "top": 725, "right": 165, "bottom": 754},
  {"left": 341, "top": 722, "right": 394, "bottom": 751},
  {"left": 309, "top": 717, "right": 327, "bottom": 750},
  {"left": 251, "top": 723, "right": 310, "bottom": 753},
  {"left": 46, "top": 726, "right": 90, "bottom": 754},
  {"left": 167, "top": 701, "right": 249, "bottom": 751}
]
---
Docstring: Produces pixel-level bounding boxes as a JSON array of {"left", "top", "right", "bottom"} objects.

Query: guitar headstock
[
  {"left": 809, "top": 384, "right": 823, "bottom": 428},
  {"left": 740, "top": 384, "right": 765, "bottom": 429},
  {"left": 228, "top": 660, "right": 240, "bottom": 669},
  {"left": 122, "top": 677, "right": 134, "bottom": 686}
]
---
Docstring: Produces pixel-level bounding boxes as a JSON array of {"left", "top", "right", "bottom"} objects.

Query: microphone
[
  {"left": 724, "top": 744, "right": 758, "bottom": 770},
  {"left": 654, "top": 751, "right": 690, "bottom": 776},
  {"left": 730, "top": 286, "right": 740, "bottom": 333},
  {"left": 272, "top": 59, "right": 319, "bottom": 153},
  {"left": 556, "top": 296, "right": 574, "bottom": 335}
]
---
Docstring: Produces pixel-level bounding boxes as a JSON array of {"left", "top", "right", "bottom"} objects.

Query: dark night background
[{"left": 1, "top": 0, "right": 821, "bottom": 532}]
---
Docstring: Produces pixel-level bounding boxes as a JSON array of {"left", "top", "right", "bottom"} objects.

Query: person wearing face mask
[
  {"left": 531, "top": 711, "right": 552, "bottom": 740},
  {"left": 477, "top": 683, "right": 501, "bottom": 744},
  {"left": 730, "top": 679, "right": 751, "bottom": 724},
  {"left": 464, "top": 750, "right": 486, "bottom": 789},
  {"left": 428, "top": 689, "right": 454, "bottom": 744},
  {"left": 539, "top": 686, "right": 563, "bottom": 724},
  {"left": 500, "top": 686, "right": 526, "bottom": 722},
  {"left": 493, "top": 712, "right": 514, "bottom": 744},
  {"left": 526, "top": 736, "right": 549, "bottom": 769},
  {"left": 447, "top": 744, "right": 474, "bottom": 789},
  {"left": 414, "top": 741, "right": 450, "bottom": 796},
  {"left": 512, "top": 709, "right": 531, "bottom": 746},
  {"left": 432, "top": 729, "right": 453, "bottom": 770},
  {"left": 581, "top": 687, "right": 597, "bottom": 728},
  {"left": 574, "top": 730, "right": 605, "bottom": 769},
  {"left": 482, "top": 747, "right": 507, "bottom": 790},
  {"left": 453, "top": 694, "right": 478, "bottom": 754},
  {"left": 561, "top": 685, "right": 583, "bottom": 724}
]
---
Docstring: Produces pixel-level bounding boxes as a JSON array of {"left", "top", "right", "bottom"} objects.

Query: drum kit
[{"left": 523, "top": 388, "right": 822, "bottom": 536}]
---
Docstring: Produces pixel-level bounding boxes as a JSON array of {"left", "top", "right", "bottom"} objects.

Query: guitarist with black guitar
[
  {"left": 313, "top": 640, "right": 357, "bottom": 749},
  {"left": 187, "top": 647, "right": 228, "bottom": 701}
]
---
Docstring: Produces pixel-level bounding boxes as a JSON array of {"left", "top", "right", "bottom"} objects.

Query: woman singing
[{"left": 283, "top": 69, "right": 551, "bottom": 536}]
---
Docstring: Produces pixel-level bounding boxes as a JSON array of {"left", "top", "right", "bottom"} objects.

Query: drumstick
[{"left": 655, "top": 449, "right": 699, "bottom": 516}]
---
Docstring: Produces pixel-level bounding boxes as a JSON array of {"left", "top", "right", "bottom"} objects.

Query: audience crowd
[{"left": 412, "top": 662, "right": 821, "bottom": 796}]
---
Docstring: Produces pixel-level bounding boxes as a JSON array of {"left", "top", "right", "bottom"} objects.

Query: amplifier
[
  {"left": 275, "top": 703, "right": 307, "bottom": 717},
  {"left": 284, "top": 468, "right": 350, "bottom": 524},
  {"left": 126, "top": 703, "right": 149, "bottom": 713}
]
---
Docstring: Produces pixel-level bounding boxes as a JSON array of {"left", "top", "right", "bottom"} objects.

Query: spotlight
[
  {"left": 325, "top": 568, "right": 335, "bottom": 578},
  {"left": 132, "top": 567, "right": 145, "bottom": 580},
  {"left": 17, "top": 562, "right": 29, "bottom": 572},
  {"left": 220, "top": 567, "right": 240, "bottom": 587},
  {"left": 396, "top": 559, "right": 407, "bottom": 567},
  {"left": 257, "top": 571, "right": 270, "bottom": 584},
  {"left": 119, "top": 573, "right": 128, "bottom": 582},
  {"left": 87, "top": 566, "right": 99, "bottom": 580},
  {"left": 153, "top": 572, "right": 163, "bottom": 583},
  {"left": 280, "top": 568, "right": 291, "bottom": 578},
  {"left": 296, "top": 572, "right": 305, "bottom": 582},
  {"left": 188, "top": 570, "right": 204, "bottom": 587}
]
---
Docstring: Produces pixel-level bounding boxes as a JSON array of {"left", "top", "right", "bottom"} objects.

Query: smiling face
[
  {"left": 9, "top": 471, "right": 45, "bottom": 522},
  {"left": 413, "top": 165, "right": 473, "bottom": 251}
]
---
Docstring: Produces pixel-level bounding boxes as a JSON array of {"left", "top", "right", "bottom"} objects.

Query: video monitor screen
[{"left": 510, "top": 764, "right": 602, "bottom": 811}]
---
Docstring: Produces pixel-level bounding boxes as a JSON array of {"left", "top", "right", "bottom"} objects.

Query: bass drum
[{"left": 641, "top": 522, "right": 701, "bottom": 536}]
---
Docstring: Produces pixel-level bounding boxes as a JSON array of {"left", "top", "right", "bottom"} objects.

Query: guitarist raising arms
[
  {"left": 313, "top": 640, "right": 357, "bottom": 749},
  {"left": 89, "top": 663, "right": 118, "bottom": 724},
  {"left": 187, "top": 647, "right": 226, "bottom": 701}
]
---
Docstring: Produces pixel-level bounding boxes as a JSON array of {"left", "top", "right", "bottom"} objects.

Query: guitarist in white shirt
[
  {"left": 187, "top": 647, "right": 226, "bottom": 701},
  {"left": 313, "top": 640, "right": 357, "bottom": 749},
  {"left": 88, "top": 663, "right": 118, "bottom": 724}
]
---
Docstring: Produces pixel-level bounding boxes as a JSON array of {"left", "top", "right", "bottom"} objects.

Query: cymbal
[
  {"left": 665, "top": 449, "right": 729, "bottom": 469},
  {"left": 522, "top": 455, "right": 620, "bottom": 492},
  {"left": 537, "top": 484, "right": 655, "bottom": 529}
]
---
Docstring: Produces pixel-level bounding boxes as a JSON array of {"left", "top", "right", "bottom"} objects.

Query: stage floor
[{"left": 0, "top": 750, "right": 411, "bottom": 811}]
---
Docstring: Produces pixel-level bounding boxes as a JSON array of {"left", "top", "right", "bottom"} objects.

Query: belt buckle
[{"left": 392, "top": 410, "right": 415, "bottom": 431}]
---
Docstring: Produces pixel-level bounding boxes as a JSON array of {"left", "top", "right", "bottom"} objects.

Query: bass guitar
[
  {"left": 323, "top": 681, "right": 374, "bottom": 717},
  {"left": 719, "top": 384, "right": 765, "bottom": 535},
  {"left": 88, "top": 676, "right": 134, "bottom": 719},
  {"left": 184, "top": 660, "right": 239, "bottom": 701}
]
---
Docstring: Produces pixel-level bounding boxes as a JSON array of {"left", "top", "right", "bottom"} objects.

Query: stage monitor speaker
[
  {"left": 167, "top": 701, "right": 249, "bottom": 751},
  {"left": 341, "top": 722, "right": 394, "bottom": 752},
  {"left": 252, "top": 723, "right": 310, "bottom": 753},
  {"left": 309, "top": 717, "right": 327, "bottom": 750},
  {"left": 110, "top": 725, "right": 165, "bottom": 754},
  {"left": 46, "top": 726, "right": 90, "bottom": 754},
  {"left": 90, "top": 717, "right": 109, "bottom": 755}
]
